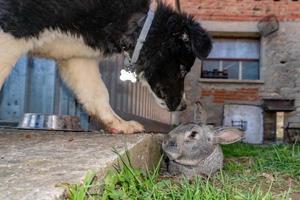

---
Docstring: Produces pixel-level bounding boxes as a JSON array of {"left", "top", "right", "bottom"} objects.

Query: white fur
[
  {"left": 58, "top": 58, "right": 144, "bottom": 133},
  {"left": 31, "top": 29, "right": 102, "bottom": 60},
  {"left": 0, "top": 30, "right": 31, "bottom": 87},
  {"left": 0, "top": 29, "right": 144, "bottom": 134}
]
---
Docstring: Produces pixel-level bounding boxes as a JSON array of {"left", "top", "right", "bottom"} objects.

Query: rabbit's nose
[{"left": 169, "top": 140, "right": 177, "bottom": 147}]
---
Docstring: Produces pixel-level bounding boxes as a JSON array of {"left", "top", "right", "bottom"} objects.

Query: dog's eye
[
  {"left": 172, "top": 32, "right": 181, "bottom": 37},
  {"left": 181, "top": 33, "right": 190, "bottom": 42}
]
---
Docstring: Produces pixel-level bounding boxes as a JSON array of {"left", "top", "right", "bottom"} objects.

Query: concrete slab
[{"left": 0, "top": 130, "right": 164, "bottom": 200}]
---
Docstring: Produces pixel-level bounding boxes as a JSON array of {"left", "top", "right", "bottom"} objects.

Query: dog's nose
[
  {"left": 177, "top": 93, "right": 187, "bottom": 111},
  {"left": 178, "top": 103, "right": 187, "bottom": 111},
  {"left": 175, "top": 102, "right": 187, "bottom": 111}
]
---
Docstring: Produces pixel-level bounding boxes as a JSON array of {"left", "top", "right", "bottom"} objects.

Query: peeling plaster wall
[
  {"left": 261, "top": 22, "right": 300, "bottom": 124},
  {"left": 180, "top": 21, "right": 300, "bottom": 127}
]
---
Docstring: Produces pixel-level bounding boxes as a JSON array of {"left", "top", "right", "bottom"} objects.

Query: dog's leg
[
  {"left": 58, "top": 58, "right": 145, "bottom": 134},
  {"left": 0, "top": 32, "right": 30, "bottom": 89}
]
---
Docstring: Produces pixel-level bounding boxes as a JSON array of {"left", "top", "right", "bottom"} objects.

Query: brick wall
[
  {"left": 165, "top": 0, "right": 300, "bottom": 21},
  {"left": 201, "top": 88, "right": 260, "bottom": 104}
]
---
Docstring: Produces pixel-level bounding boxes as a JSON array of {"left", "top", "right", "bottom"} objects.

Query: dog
[{"left": 0, "top": 0, "right": 212, "bottom": 134}]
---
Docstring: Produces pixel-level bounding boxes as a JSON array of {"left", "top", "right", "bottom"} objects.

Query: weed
[
  {"left": 58, "top": 171, "right": 96, "bottom": 200},
  {"left": 64, "top": 144, "right": 300, "bottom": 200}
]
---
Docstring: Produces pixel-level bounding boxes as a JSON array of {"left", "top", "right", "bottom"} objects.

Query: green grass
[
  {"left": 58, "top": 171, "right": 97, "bottom": 200},
  {"left": 64, "top": 144, "right": 300, "bottom": 200},
  {"left": 222, "top": 143, "right": 300, "bottom": 177}
]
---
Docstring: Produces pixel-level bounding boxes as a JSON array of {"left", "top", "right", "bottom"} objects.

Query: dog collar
[{"left": 120, "top": 10, "right": 155, "bottom": 83}]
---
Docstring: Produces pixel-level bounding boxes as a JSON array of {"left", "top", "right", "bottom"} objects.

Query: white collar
[{"left": 120, "top": 10, "right": 155, "bottom": 83}]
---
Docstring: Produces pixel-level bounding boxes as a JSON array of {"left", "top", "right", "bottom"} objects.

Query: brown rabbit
[{"left": 162, "top": 123, "right": 243, "bottom": 177}]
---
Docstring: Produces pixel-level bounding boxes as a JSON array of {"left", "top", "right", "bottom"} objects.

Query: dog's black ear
[{"left": 187, "top": 22, "right": 212, "bottom": 59}]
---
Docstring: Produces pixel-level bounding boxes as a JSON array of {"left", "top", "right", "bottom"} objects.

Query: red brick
[
  {"left": 201, "top": 87, "right": 260, "bottom": 103},
  {"left": 165, "top": 0, "right": 300, "bottom": 22},
  {"left": 201, "top": 90, "right": 212, "bottom": 96},
  {"left": 213, "top": 99, "right": 225, "bottom": 104}
]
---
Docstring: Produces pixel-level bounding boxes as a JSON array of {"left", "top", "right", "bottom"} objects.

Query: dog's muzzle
[
  {"left": 176, "top": 93, "right": 187, "bottom": 111},
  {"left": 177, "top": 103, "right": 187, "bottom": 111}
]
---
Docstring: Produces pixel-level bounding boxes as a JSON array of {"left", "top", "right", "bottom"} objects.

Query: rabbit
[{"left": 162, "top": 123, "right": 244, "bottom": 178}]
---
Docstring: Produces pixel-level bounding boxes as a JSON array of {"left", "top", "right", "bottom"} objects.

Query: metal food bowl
[{"left": 18, "top": 113, "right": 83, "bottom": 131}]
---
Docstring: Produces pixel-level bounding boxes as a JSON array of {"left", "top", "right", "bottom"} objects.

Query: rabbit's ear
[{"left": 213, "top": 128, "right": 244, "bottom": 144}]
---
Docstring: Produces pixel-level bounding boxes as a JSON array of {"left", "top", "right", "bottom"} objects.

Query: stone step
[{"left": 0, "top": 130, "right": 164, "bottom": 200}]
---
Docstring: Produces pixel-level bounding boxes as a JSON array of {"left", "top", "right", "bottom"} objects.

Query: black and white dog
[{"left": 0, "top": 0, "right": 212, "bottom": 134}]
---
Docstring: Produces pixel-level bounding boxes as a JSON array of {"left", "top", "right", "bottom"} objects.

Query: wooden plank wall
[
  {"left": 100, "top": 56, "right": 171, "bottom": 124},
  {"left": 0, "top": 55, "right": 171, "bottom": 130}
]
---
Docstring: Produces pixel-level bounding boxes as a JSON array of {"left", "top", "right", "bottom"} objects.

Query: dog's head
[{"left": 138, "top": 4, "right": 212, "bottom": 112}]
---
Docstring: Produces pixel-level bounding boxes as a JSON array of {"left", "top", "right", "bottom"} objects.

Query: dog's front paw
[{"left": 108, "top": 120, "right": 145, "bottom": 134}]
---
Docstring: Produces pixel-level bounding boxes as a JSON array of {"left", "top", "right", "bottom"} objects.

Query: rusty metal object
[
  {"left": 263, "top": 98, "right": 295, "bottom": 112},
  {"left": 284, "top": 122, "right": 300, "bottom": 143},
  {"left": 257, "top": 15, "right": 279, "bottom": 37},
  {"left": 18, "top": 113, "right": 83, "bottom": 131},
  {"left": 202, "top": 69, "right": 228, "bottom": 79}
]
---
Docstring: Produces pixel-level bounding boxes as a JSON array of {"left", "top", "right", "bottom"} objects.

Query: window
[{"left": 201, "top": 38, "right": 260, "bottom": 80}]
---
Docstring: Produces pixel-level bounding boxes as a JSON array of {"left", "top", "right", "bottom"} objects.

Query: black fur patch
[
  {"left": 0, "top": 0, "right": 149, "bottom": 54},
  {"left": 0, "top": 0, "right": 212, "bottom": 111}
]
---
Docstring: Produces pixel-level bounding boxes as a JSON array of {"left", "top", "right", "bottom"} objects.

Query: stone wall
[
  {"left": 179, "top": 21, "right": 300, "bottom": 128},
  {"left": 261, "top": 22, "right": 300, "bottom": 124}
]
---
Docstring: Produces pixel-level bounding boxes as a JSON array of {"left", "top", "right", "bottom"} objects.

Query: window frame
[{"left": 201, "top": 37, "right": 261, "bottom": 81}]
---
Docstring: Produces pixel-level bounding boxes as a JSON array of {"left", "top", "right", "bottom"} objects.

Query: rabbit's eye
[{"left": 189, "top": 131, "right": 198, "bottom": 139}]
